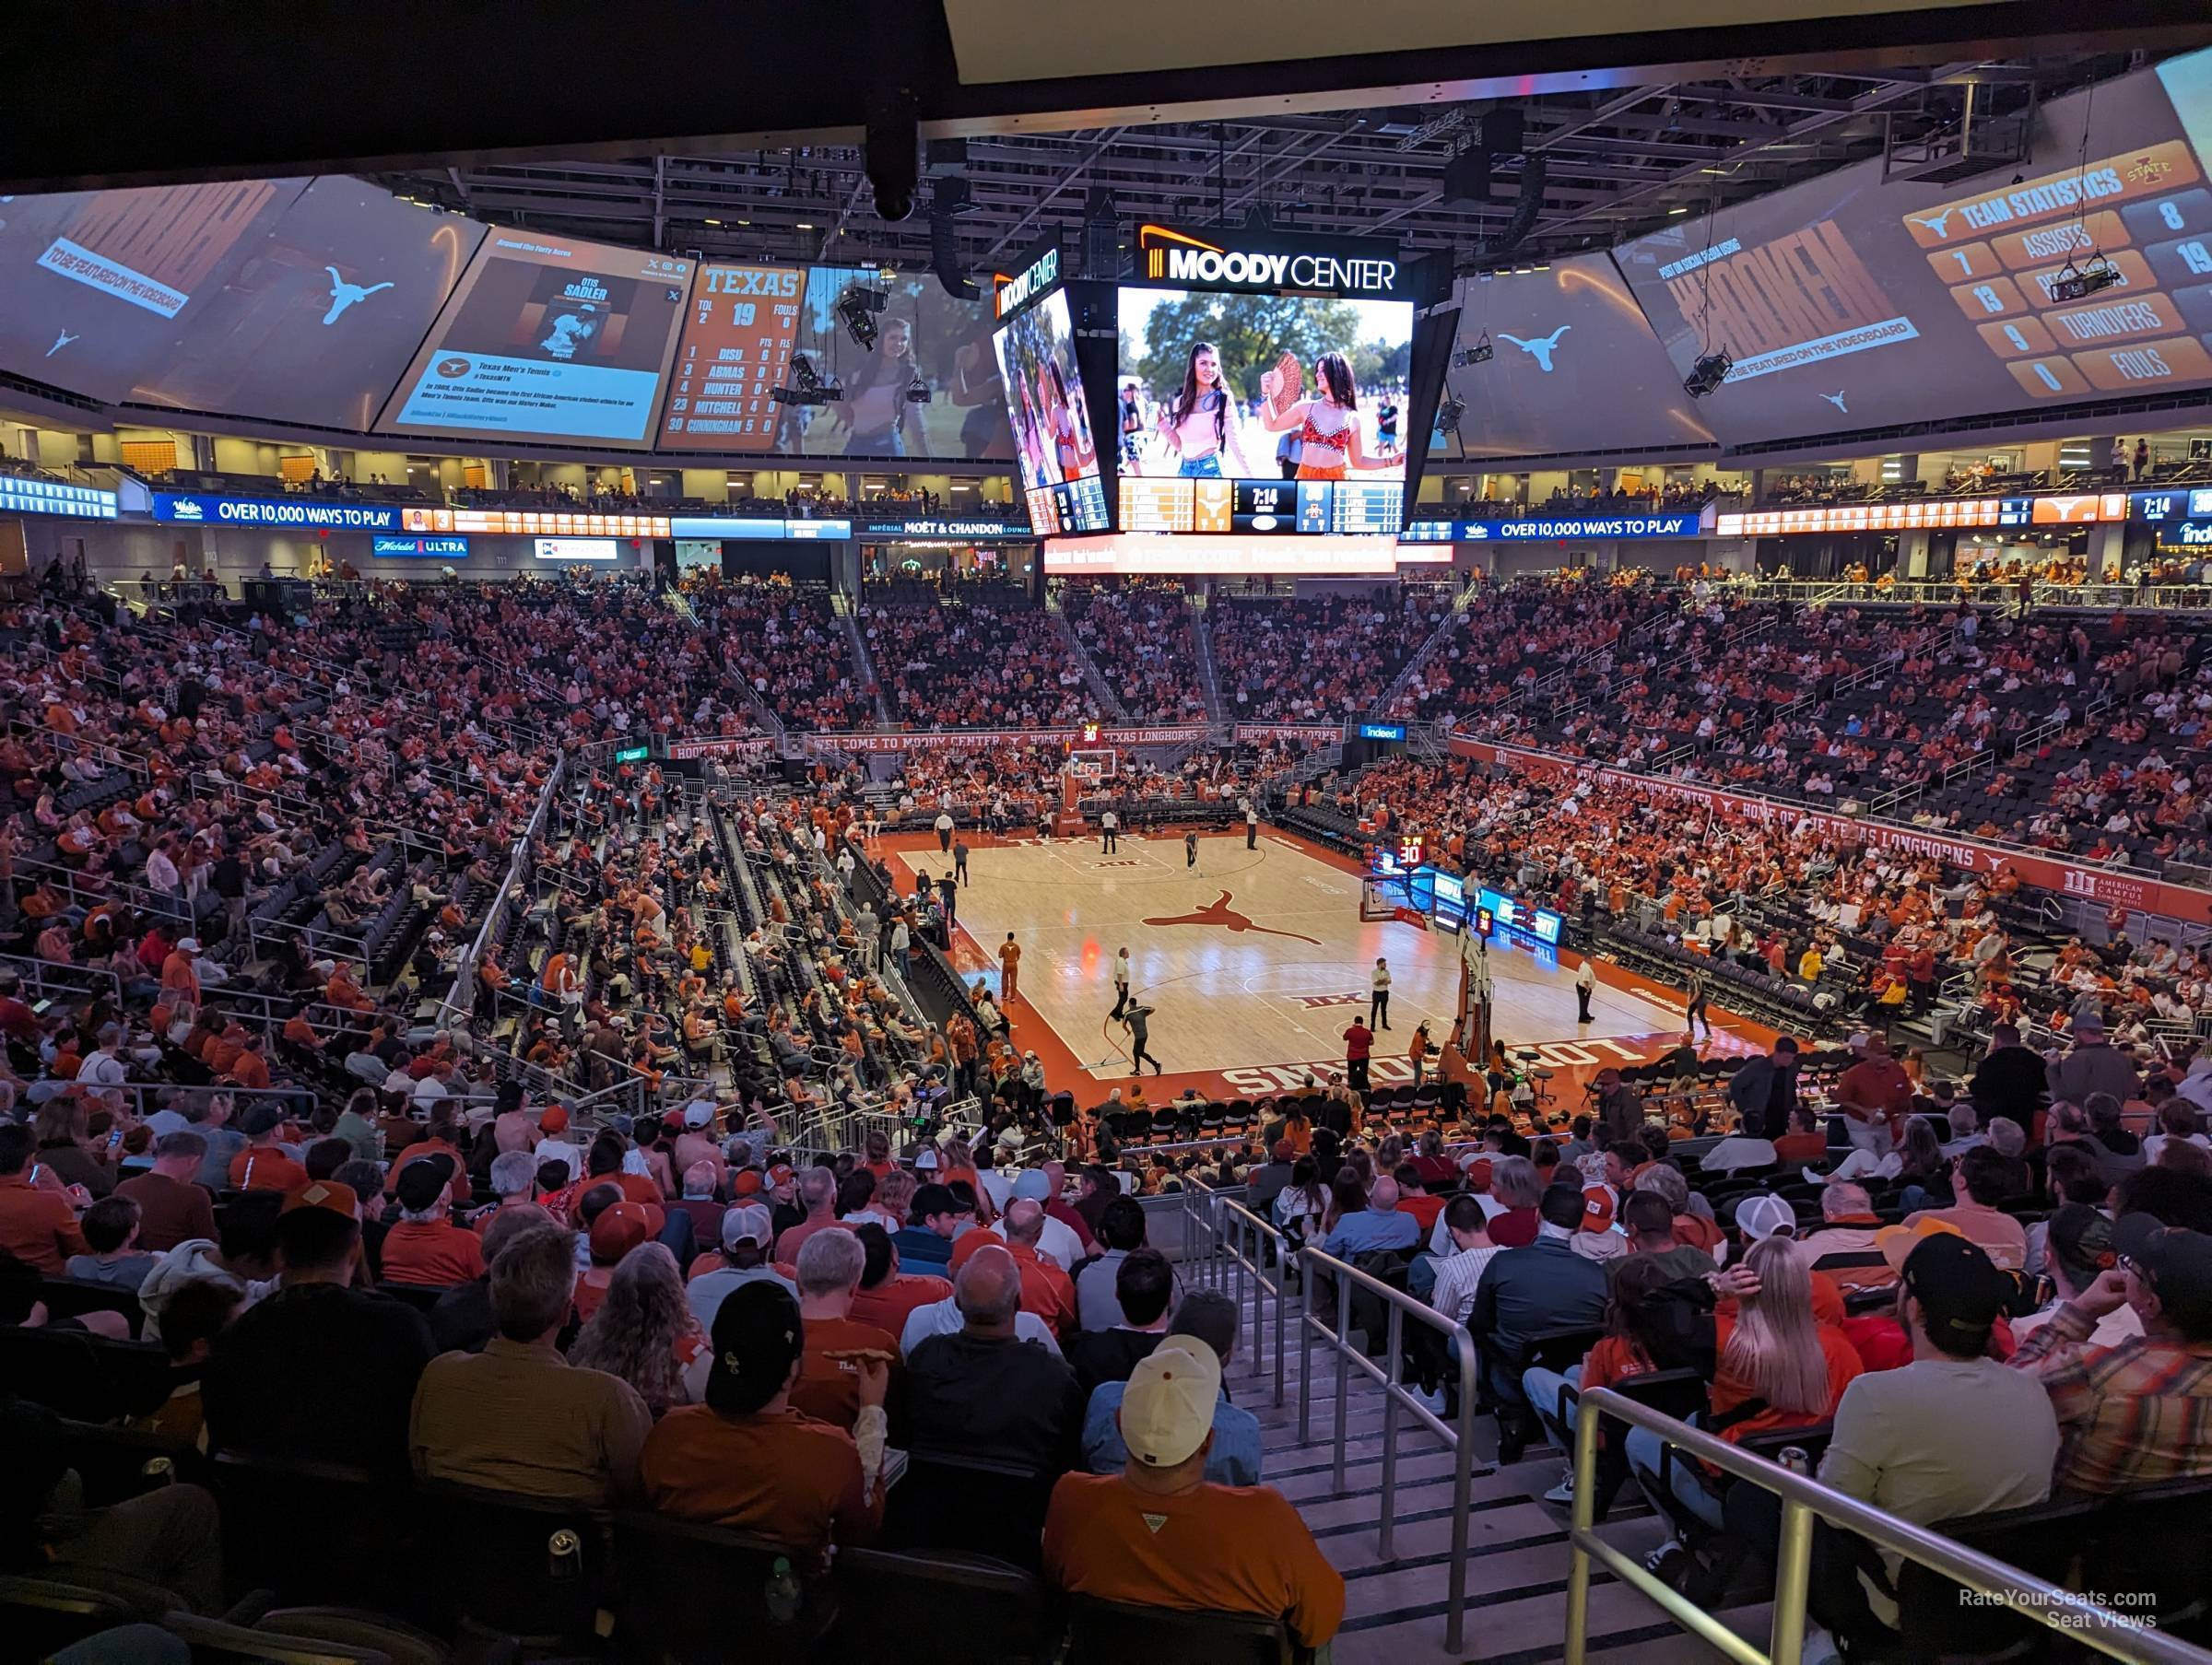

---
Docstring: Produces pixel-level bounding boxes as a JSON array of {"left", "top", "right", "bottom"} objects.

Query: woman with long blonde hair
[
  {"left": 1625, "top": 1236, "right": 1860, "bottom": 1544},
  {"left": 1712, "top": 1237, "right": 1843, "bottom": 1425}
]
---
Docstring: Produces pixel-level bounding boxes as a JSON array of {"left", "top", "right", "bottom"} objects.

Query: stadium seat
[
  {"left": 210, "top": 1453, "right": 413, "bottom": 1612},
  {"left": 833, "top": 1547, "right": 1053, "bottom": 1662},
  {"left": 164, "top": 1606, "right": 460, "bottom": 1665},
  {"left": 0, "top": 1326, "right": 174, "bottom": 1423},
  {"left": 1065, "top": 1594, "right": 1293, "bottom": 1665},
  {"left": 881, "top": 1452, "right": 1060, "bottom": 1570},
  {"left": 411, "top": 1480, "right": 608, "bottom": 1647},
  {"left": 60, "top": 1417, "right": 212, "bottom": 1506},
  {"left": 612, "top": 1511, "right": 835, "bottom": 1663},
  {"left": 0, "top": 1571, "right": 180, "bottom": 1659},
  {"left": 36, "top": 1276, "right": 147, "bottom": 1339}
]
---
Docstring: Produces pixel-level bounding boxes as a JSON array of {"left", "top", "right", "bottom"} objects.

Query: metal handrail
[
  {"left": 10, "top": 853, "right": 192, "bottom": 928},
  {"left": 1295, "top": 1241, "right": 1480, "bottom": 1656},
  {"left": 0, "top": 950, "right": 122, "bottom": 1004},
  {"left": 1563, "top": 1386, "right": 2208, "bottom": 1665},
  {"left": 1180, "top": 1185, "right": 1288, "bottom": 1410},
  {"left": 93, "top": 1080, "right": 320, "bottom": 1120}
]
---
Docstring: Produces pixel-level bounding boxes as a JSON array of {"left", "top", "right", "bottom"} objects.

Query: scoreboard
[
  {"left": 1116, "top": 476, "right": 1403, "bottom": 536},
  {"left": 657, "top": 263, "right": 806, "bottom": 450}
]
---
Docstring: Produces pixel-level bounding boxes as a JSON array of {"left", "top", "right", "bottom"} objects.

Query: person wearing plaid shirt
[{"left": 2007, "top": 1212, "right": 2212, "bottom": 1495}]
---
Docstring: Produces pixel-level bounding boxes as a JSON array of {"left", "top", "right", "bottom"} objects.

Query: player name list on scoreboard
[{"left": 661, "top": 264, "right": 805, "bottom": 449}]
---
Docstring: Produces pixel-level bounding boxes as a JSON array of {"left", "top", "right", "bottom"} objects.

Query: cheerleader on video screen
[
  {"left": 1154, "top": 341, "right": 1256, "bottom": 478},
  {"left": 1039, "top": 357, "right": 1097, "bottom": 478},
  {"left": 1260, "top": 350, "right": 1394, "bottom": 480}
]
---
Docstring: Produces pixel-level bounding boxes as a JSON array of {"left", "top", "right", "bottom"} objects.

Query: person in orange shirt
[
  {"left": 160, "top": 937, "right": 205, "bottom": 1004},
  {"left": 0, "top": 1123, "right": 92, "bottom": 1272},
  {"left": 1000, "top": 1201, "right": 1078, "bottom": 1337},
  {"left": 639, "top": 1280, "right": 885, "bottom": 1573},
  {"left": 788, "top": 1230, "right": 900, "bottom": 1432},
  {"left": 324, "top": 965, "right": 371, "bottom": 1013},
  {"left": 203, "top": 1021, "right": 250, "bottom": 1078},
  {"left": 848, "top": 1225, "right": 952, "bottom": 1339},
  {"left": 228, "top": 1105, "right": 310, "bottom": 1193},
  {"left": 1042, "top": 1338, "right": 1344, "bottom": 1651},
  {"left": 226, "top": 1032, "right": 273, "bottom": 1092},
  {"left": 282, "top": 1007, "right": 323, "bottom": 1051},
  {"left": 380, "top": 1158, "right": 488, "bottom": 1286}
]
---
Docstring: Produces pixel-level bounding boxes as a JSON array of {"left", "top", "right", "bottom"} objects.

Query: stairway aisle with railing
[
  {"left": 1045, "top": 596, "right": 1132, "bottom": 721},
  {"left": 1376, "top": 602, "right": 1466, "bottom": 716},
  {"left": 841, "top": 607, "right": 895, "bottom": 726},
  {"left": 1191, "top": 595, "right": 1230, "bottom": 731},
  {"left": 1177, "top": 1189, "right": 1767, "bottom": 1665}
]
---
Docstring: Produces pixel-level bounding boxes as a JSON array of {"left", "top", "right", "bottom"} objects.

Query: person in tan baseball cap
[{"left": 1041, "top": 1337, "right": 1345, "bottom": 1648}]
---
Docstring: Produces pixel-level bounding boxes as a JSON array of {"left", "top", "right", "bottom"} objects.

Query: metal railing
[
  {"left": 1178, "top": 1185, "right": 1288, "bottom": 1410},
  {"left": 12, "top": 853, "right": 191, "bottom": 929},
  {"left": 1562, "top": 1386, "right": 2208, "bottom": 1665},
  {"left": 1297, "top": 1242, "right": 1481, "bottom": 1656},
  {"left": 91, "top": 1080, "right": 320, "bottom": 1120},
  {"left": 0, "top": 950, "right": 122, "bottom": 1005}
]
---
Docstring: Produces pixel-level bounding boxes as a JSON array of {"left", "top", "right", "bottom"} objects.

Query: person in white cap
[
  {"left": 687, "top": 1203, "right": 795, "bottom": 1332},
  {"left": 160, "top": 937, "right": 204, "bottom": 1004},
  {"left": 1734, "top": 1193, "right": 1799, "bottom": 1246},
  {"left": 1042, "top": 1334, "right": 1344, "bottom": 1649}
]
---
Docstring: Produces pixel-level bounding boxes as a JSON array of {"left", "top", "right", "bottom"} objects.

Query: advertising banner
[
  {"left": 154, "top": 493, "right": 401, "bottom": 531},
  {"left": 371, "top": 534, "right": 467, "bottom": 557},
  {"left": 1402, "top": 511, "right": 1703, "bottom": 544}
]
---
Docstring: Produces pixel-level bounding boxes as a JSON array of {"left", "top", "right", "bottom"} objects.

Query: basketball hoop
[{"left": 1067, "top": 746, "right": 1118, "bottom": 781}]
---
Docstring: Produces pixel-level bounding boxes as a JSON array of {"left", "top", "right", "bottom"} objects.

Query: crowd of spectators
[
  {"left": 1209, "top": 586, "right": 1451, "bottom": 721},
  {"left": 1459, "top": 592, "right": 2212, "bottom": 867},
  {"left": 10, "top": 555, "right": 2212, "bottom": 1661},
  {"left": 687, "top": 574, "right": 867, "bottom": 731},
  {"left": 1060, "top": 584, "right": 1210, "bottom": 723},
  {"left": 859, "top": 598, "right": 1089, "bottom": 730}
]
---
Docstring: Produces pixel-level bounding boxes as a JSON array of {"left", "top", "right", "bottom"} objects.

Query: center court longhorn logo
[
  {"left": 1500, "top": 326, "right": 1570, "bottom": 372},
  {"left": 1142, "top": 890, "right": 1321, "bottom": 945},
  {"left": 323, "top": 267, "right": 394, "bottom": 324}
]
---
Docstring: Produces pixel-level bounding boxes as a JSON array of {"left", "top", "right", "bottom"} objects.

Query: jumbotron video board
[
  {"left": 991, "top": 244, "right": 1109, "bottom": 535},
  {"left": 1047, "top": 218, "right": 1419, "bottom": 574}
]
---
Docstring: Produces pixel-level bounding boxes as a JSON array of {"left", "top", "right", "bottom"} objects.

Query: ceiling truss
[{"left": 376, "top": 55, "right": 2138, "bottom": 276}]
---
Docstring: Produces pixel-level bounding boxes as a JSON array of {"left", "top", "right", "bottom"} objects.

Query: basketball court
[{"left": 880, "top": 827, "right": 1759, "bottom": 1104}]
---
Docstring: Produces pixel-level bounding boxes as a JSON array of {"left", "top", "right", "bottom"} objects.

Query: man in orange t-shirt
[
  {"left": 639, "top": 1281, "right": 883, "bottom": 1573},
  {"left": 1836, "top": 1032, "right": 1915, "bottom": 1155},
  {"left": 788, "top": 1230, "right": 900, "bottom": 1432},
  {"left": 849, "top": 1227, "right": 951, "bottom": 1340},
  {"left": 1002, "top": 1201, "right": 1078, "bottom": 1337},
  {"left": 227, "top": 1105, "right": 310, "bottom": 1193},
  {"left": 0, "top": 1125, "right": 91, "bottom": 1272},
  {"left": 380, "top": 1158, "right": 488, "bottom": 1286},
  {"left": 160, "top": 937, "right": 205, "bottom": 1003},
  {"left": 1043, "top": 1339, "right": 1344, "bottom": 1650}
]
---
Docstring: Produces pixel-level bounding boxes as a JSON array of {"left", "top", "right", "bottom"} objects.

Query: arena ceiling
[
  {"left": 365, "top": 59, "right": 2137, "bottom": 276},
  {"left": 6, "top": 1, "right": 2210, "bottom": 278}
]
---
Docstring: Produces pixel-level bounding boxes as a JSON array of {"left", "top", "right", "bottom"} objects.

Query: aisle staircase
[
  {"left": 1047, "top": 604, "right": 1131, "bottom": 721},
  {"left": 1375, "top": 605, "right": 1465, "bottom": 717},
  {"left": 841, "top": 609, "right": 895, "bottom": 726},
  {"left": 1192, "top": 596, "right": 1230, "bottom": 730},
  {"left": 1177, "top": 1192, "right": 1771, "bottom": 1665}
]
